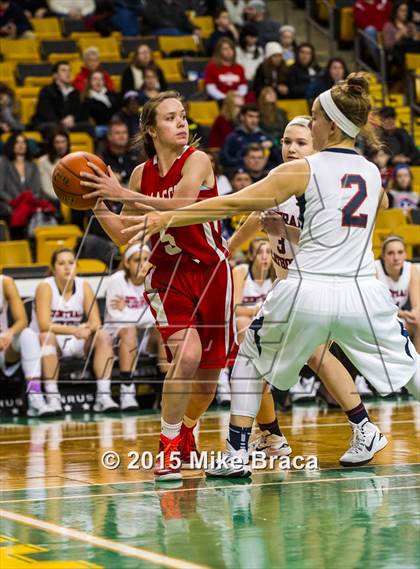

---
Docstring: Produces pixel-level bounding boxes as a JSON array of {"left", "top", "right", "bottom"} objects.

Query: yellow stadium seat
[
  {"left": 0, "top": 241, "right": 32, "bottom": 266},
  {"left": 392, "top": 225, "right": 420, "bottom": 259},
  {"left": 111, "top": 75, "right": 121, "bottom": 91},
  {"left": 410, "top": 166, "right": 420, "bottom": 191},
  {"left": 340, "top": 7, "right": 354, "bottom": 41},
  {"left": 30, "top": 17, "right": 62, "bottom": 40},
  {"left": 77, "top": 37, "right": 121, "bottom": 61},
  {"left": 20, "top": 98, "right": 37, "bottom": 126},
  {"left": 276, "top": 99, "right": 309, "bottom": 118},
  {"left": 77, "top": 259, "right": 108, "bottom": 273},
  {"left": 70, "top": 59, "right": 83, "bottom": 78},
  {"left": 24, "top": 76, "right": 52, "bottom": 87},
  {"left": 188, "top": 100, "right": 219, "bottom": 127},
  {"left": 34, "top": 225, "right": 82, "bottom": 264},
  {"left": 69, "top": 131, "right": 94, "bottom": 153},
  {"left": 0, "top": 39, "right": 40, "bottom": 63},
  {"left": 157, "top": 58, "right": 183, "bottom": 82},
  {"left": 15, "top": 86, "right": 41, "bottom": 99},
  {"left": 376, "top": 208, "right": 407, "bottom": 230},
  {"left": 406, "top": 53, "right": 420, "bottom": 70},
  {"left": 1, "top": 131, "right": 42, "bottom": 144},
  {"left": 159, "top": 36, "right": 200, "bottom": 55},
  {"left": 190, "top": 16, "right": 214, "bottom": 39},
  {"left": 0, "top": 62, "right": 16, "bottom": 88},
  {"left": 385, "top": 94, "right": 406, "bottom": 107},
  {"left": 47, "top": 51, "right": 80, "bottom": 63},
  {"left": 372, "top": 231, "right": 384, "bottom": 259},
  {"left": 69, "top": 32, "right": 100, "bottom": 41}
]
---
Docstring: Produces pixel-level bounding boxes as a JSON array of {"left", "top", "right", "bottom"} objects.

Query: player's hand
[
  {"left": 137, "top": 260, "right": 155, "bottom": 283},
  {"left": 260, "top": 211, "right": 287, "bottom": 237},
  {"left": 404, "top": 310, "right": 418, "bottom": 325},
  {"left": 0, "top": 329, "right": 13, "bottom": 351},
  {"left": 81, "top": 163, "right": 131, "bottom": 201},
  {"left": 74, "top": 324, "right": 92, "bottom": 340},
  {"left": 121, "top": 209, "right": 167, "bottom": 244},
  {"left": 110, "top": 295, "right": 126, "bottom": 311}
]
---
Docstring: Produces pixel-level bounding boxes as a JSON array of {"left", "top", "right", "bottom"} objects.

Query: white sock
[
  {"left": 406, "top": 363, "right": 420, "bottom": 401},
  {"left": 17, "top": 328, "right": 42, "bottom": 379},
  {"left": 161, "top": 418, "right": 182, "bottom": 440},
  {"left": 44, "top": 382, "right": 59, "bottom": 394},
  {"left": 97, "top": 378, "right": 111, "bottom": 395}
]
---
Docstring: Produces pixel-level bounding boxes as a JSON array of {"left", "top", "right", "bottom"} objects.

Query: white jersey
[
  {"left": 240, "top": 266, "right": 272, "bottom": 307},
  {"left": 290, "top": 149, "right": 380, "bottom": 278},
  {"left": 375, "top": 260, "right": 411, "bottom": 308},
  {"left": 30, "top": 276, "right": 85, "bottom": 332},
  {"left": 0, "top": 276, "right": 8, "bottom": 335},
  {"left": 104, "top": 270, "right": 154, "bottom": 328},
  {"left": 268, "top": 196, "right": 301, "bottom": 271}
]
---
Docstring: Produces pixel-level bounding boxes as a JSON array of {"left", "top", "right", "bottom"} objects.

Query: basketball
[{"left": 52, "top": 152, "right": 107, "bottom": 210}]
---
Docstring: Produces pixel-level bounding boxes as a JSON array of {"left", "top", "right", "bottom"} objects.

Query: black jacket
[
  {"left": 84, "top": 91, "right": 120, "bottom": 126},
  {"left": 143, "top": 0, "right": 195, "bottom": 33},
  {"left": 32, "top": 82, "right": 88, "bottom": 126},
  {"left": 287, "top": 63, "right": 321, "bottom": 99},
  {"left": 121, "top": 65, "right": 167, "bottom": 96}
]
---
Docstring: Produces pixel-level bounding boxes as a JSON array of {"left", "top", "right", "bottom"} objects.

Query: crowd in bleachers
[{"left": 0, "top": 0, "right": 419, "bottom": 415}]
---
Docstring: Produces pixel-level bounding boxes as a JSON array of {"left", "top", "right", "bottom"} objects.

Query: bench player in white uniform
[
  {"left": 124, "top": 74, "right": 420, "bottom": 477},
  {"left": 31, "top": 248, "right": 118, "bottom": 413},
  {"left": 0, "top": 275, "right": 50, "bottom": 417},
  {"left": 104, "top": 244, "right": 160, "bottom": 410},
  {"left": 228, "top": 116, "right": 383, "bottom": 465},
  {"left": 376, "top": 235, "right": 419, "bottom": 352}
]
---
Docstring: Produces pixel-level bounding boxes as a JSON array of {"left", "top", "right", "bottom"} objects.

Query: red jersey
[
  {"left": 140, "top": 146, "right": 228, "bottom": 266},
  {"left": 204, "top": 61, "right": 246, "bottom": 95}
]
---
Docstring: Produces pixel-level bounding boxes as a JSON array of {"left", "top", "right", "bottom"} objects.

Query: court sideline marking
[
  {"left": 0, "top": 509, "right": 213, "bottom": 569},
  {"left": 1, "top": 473, "right": 418, "bottom": 504}
]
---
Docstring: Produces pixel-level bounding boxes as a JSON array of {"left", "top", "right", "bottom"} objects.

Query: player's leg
[
  {"left": 308, "top": 345, "right": 387, "bottom": 466},
  {"left": 89, "top": 328, "right": 118, "bottom": 412},
  {"left": 38, "top": 330, "right": 64, "bottom": 415},
  {"left": 404, "top": 320, "right": 420, "bottom": 353},
  {"left": 117, "top": 326, "right": 139, "bottom": 411}
]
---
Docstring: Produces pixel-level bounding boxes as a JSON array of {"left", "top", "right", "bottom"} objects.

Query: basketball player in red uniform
[{"left": 81, "top": 91, "right": 237, "bottom": 481}]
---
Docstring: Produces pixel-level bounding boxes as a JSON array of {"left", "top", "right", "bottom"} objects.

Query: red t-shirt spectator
[
  {"left": 73, "top": 66, "right": 114, "bottom": 92},
  {"left": 209, "top": 115, "right": 235, "bottom": 148},
  {"left": 354, "top": 0, "right": 391, "bottom": 31},
  {"left": 204, "top": 60, "right": 247, "bottom": 100}
]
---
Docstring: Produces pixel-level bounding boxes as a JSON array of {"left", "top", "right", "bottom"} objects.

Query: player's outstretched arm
[{"left": 121, "top": 160, "right": 310, "bottom": 244}]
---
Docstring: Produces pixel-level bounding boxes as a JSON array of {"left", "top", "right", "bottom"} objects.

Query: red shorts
[{"left": 144, "top": 257, "right": 237, "bottom": 369}]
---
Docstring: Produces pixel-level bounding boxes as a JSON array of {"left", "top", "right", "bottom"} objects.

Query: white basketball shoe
[
  {"left": 120, "top": 384, "right": 139, "bottom": 411},
  {"left": 249, "top": 430, "right": 292, "bottom": 457},
  {"left": 205, "top": 441, "right": 251, "bottom": 478},
  {"left": 340, "top": 418, "right": 388, "bottom": 467}
]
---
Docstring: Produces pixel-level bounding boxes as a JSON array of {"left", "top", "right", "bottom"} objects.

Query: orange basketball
[{"left": 52, "top": 152, "right": 107, "bottom": 210}]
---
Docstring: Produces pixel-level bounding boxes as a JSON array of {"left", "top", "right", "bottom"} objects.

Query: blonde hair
[
  {"left": 258, "top": 87, "right": 278, "bottom": 127},
  {"left": 324, "top": 72, "right": 382, "bottom": 151},
  {"left": 381, "top": 235, "right": 406, "bottom": 256},
  {"left": 221, "top": 91, "right": 240, "bottom": 122},
  {"left": 213, "top": 37, "right": 236, "bottom": 66}
]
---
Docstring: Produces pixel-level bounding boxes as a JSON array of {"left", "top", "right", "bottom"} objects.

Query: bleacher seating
[
  {"left": 0, "top": 241, "right": 32, "bottom": 268},
  {"left": 157, "top": 58, "right": 183, "bottom": 82},
  {"left": 34, "top": 225, "right": 83, "bottom": 264},
  {"left": 158, "top": 36, "right": 200, "bottom": 56},
  {"left": 0, "top": 38, "right": 40, "bottom": 63},
  {"left": 188, "top": 100, "right": 219, "bottom": 127},
  {"left": 30, "top": 18, "right": 62, "bottom": 40},
  {"left": 77, "top": 37, "right": 121, "bottom": 61},
  {"left": 41, "top": 39, "right": 79, "bottom": 63}
]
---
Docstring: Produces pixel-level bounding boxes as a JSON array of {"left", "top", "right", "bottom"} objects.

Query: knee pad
[
  {"left": 230, "top": 355, "right": 264, "bottom": 419},
  {"left": 42, "top": 345, "right": 58, "bottom": 356}
]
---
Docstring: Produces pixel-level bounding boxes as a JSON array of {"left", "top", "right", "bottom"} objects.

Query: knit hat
[{"left": 265, "top": 42, "right": 283, "bottom": 58}]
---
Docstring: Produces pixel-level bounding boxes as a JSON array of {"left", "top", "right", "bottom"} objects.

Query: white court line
[
  {"left": 343, "top": 484, "right": 420, "bottom": 493},
  {"left": 0, "top": 419, "right": 418, "bottom": 446},
  {"left": 1, "top": 473, "right": 419, "bottom": 505},
  {"left": 0, "top": 509, "right": 213, "bottom": 569}
]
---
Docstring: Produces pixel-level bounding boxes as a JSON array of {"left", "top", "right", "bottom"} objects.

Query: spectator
[
  {"left": 388, "top": 164, "right": 419, "bottom": 210},
  {"left": 378, "top": 106, "right": 420, "bottom": 165},
  {"left": 243, "top": 142, "right": 269, "bottom": 182},
  {"left": 220, "top": 103, "right": 280, "bottom": 170},
  {"left": 0, "top": 132, "right": 41, "bottom": 219},
  {"left": 204, "top": 37, "right": 247, "bottom": 102},
  {"left": 253, "top": 41, "right": 289, "bottom": 98},
  {"left": 236, "top": 24, "right": 264, "bottom": 81},
  {"left": 371, "top": 147, "right": 393, "bottom": 187},
  {"left": 99, "top": 120, "right": 138, "bottom": 185},
  {"left": 21, "top": 0, "right": 48, "bottom": 18},
  {"left": 287, "top": 42, "right": 321, "bottom": 99},
  {"left": 31, "top": 61, "right": 90, "bottom": 136},
  {"left": 113, "top": 91, "right": 141, "bottom": 138},
  {"left": 244, "top": 0, "right": 280, "bottom": 46},
  {"left": 73, "top": 47, "right": 114, "bottom": 93},
  {"left": 0, "top": 1, "right": 34, "bottom": 37},
  {"left": 47, "top": 0, "right": 95, "bottom": 18},
  {"left": 205, "top": 150, "right": 232, "bottom": 195},
  {"left": 121, "top": 44, "right": 167, "bottom": 96},
  {"left": 383, "top": 1, "right": 420, "bottom": 67},
  {"left": 138, "top": 68, "right": 161, "bottom": 105},
  {"left": 222, "top": 167, "right": 252, "bottom": 239},
  {"left": 208, "top": 90, "right": 243, "bottom": 149},
  {"left": 207, "top": 9, "right": 239, "bottom": 56},
  {"left": 279, "top": 25, "right": 297, "bottom": 65},
  {"left": 309, "top": 57, "right": 348, "bottom": 99},
  {"left": 0, "top": 82, "right": 23, "bottom": 133},
  {"left": 257, "top": 86, "right": 288, "bottom": 143},
  {"left": 82, "top": 70, "right": 119, "bottom": 136},
  {"left": 225, "top": 0, "right": 246, "bottom": 27},
  {"left": 354, "top": 0, "right": 391, "bottom": 60},
  {"left": 38, "top": 129, "right": 70, "bottom": 202},
  {"left": 142, "top": 0, "right": 200, "bottom": 37}
]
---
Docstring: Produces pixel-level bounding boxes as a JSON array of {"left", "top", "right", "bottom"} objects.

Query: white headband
[
  {"left": 287, "top": 117, "right": 311, "bottom": 129},
  {"left": 124, "top": 244, "right": 150, "bottom": 261},
  {"left": 319, "top": 89, "right": 360, "bottom": 138}
]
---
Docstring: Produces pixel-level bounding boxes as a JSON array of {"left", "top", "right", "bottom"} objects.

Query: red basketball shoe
[
  {"left": 154, "top": 433, "right": 182, "bottom": 481},
  {"left": 180, "top": 423, "right": 201, "bottom": 469}
]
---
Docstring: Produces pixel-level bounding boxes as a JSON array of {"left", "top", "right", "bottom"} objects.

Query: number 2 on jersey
[{"left": 341, "top": 174, "right": 368, "bottom": 228}]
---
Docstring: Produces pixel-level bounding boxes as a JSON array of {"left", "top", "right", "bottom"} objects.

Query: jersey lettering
[
  {"left": 160, "top": 230, "right": 182, "bottom": 256},
  {"left": 341, "top": 174, "right": 368, "bottom": 228}
]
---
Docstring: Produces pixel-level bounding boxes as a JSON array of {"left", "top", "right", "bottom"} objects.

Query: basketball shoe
[
  {"left": 93, "top": 393, "right": 119, "bottom": 413},
  {"left": 155, "top": 433, "right": 182, "bottom": 481},
  {"left": 205, "top": 441, "right": 251, "bottom": 478},
  {"left": 120, "top": 384, "right": 139, "bottom": 411},
  {"left": 27, "top": 393, "right": 55, "bottom": 418},
  {"left": 179, "top": 423, "right": 200, "bottom": 469},
  {"left": 340, "top": 418, "right": 388, "bottom": 467},
  {"left": 249, "top": 430, "right": 292, "bottom": 458}
]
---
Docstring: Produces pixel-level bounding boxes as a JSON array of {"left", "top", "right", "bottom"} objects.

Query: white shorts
[
  {"left": 240, "top": 274, "right": 418, "bottom": 395},
  {"left": 57, "top": 335, "right": 86, "bottom": 359}
]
